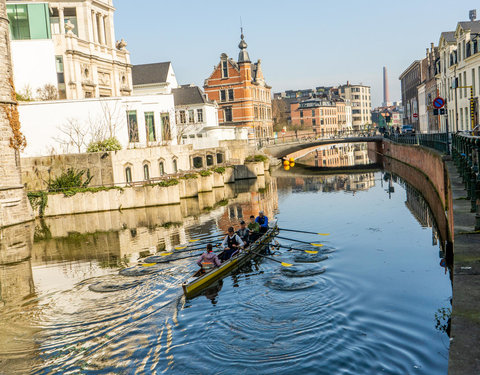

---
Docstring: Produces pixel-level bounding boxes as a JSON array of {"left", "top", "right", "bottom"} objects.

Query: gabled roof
[
  {"left": 172, "top": 85, "right": 212, "bottom": 106},
  {"left": 457, "top": 21, "right": 480, "bottom": 34},
  {"left": 440, "top": 31, "right": 456, "bottom": 44},
  {"left": 132, "top": 62, "right": 171, "bottom": 86}
]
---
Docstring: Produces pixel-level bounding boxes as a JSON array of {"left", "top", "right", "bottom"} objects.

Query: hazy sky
[{"left": 115, "top": 1, "right": 478, "bottom": 107}]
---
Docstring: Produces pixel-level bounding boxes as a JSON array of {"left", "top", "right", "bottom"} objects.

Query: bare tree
[
  {"left": 36, "top": 84, "right": 58, "bottom": 101},
  {"left": 53, "top": 118, "right": 88, "bottom": 153},
  {"left": 272, "top": 98, "right": 289, "bottom": 132}
]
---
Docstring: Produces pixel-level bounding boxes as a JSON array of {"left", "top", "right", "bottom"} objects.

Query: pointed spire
[{"left": 238, "top": 28, "right": 250, "bottom": 63}]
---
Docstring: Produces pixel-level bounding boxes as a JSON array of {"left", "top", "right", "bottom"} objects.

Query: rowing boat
[{"left": 181, "top": 221, "right": 278, "bottom": 298}]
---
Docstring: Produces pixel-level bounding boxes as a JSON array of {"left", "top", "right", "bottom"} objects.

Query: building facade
[
  {"left": 204, "top": 32, "right": 273, "bottom": 139},
  {"left": 399, "top": 61, "right": 421, "bottom": 129},
  {"left": 7, "top": 0, "right": 131, "bottom": 100},
  {"left": 290, "top": 98, "right": 339, "bottom": 135},
  {"left": 338, "top": 83, "right": 371, "bottom": 130}
]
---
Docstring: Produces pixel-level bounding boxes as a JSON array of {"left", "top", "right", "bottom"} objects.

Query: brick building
[
  {"left": 290, "top": 98, "right": 339, "bottom": 136},
  {"left": 204, "top": 32, "right": 273, "bottom": 139}
]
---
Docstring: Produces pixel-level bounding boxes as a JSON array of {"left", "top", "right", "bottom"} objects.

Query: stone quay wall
[{"left": 31, "top": 161, "right": 267, "bottom": 218}]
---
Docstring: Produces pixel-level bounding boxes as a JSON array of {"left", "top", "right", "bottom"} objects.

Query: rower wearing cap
[
  {"left": 255, "top": 211, "right": 269, "bottom": 234},
  {"left": 236, "top": 220, "right": 250, "bottom": 247}
]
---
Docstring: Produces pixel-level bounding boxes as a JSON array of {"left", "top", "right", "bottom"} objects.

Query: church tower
[{"left": 0, "top": 0, "right": 33, "bottom": 227}]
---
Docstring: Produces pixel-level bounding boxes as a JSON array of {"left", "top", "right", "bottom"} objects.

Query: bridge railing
[
  {"left": 255, "top": 130, "right": 378, "bottom": 149},
  {"left": 451, "top": 133, "right": 480, "bottom": 222},
  {"left": 383, "top": 132, "right": 449, "bottom": 154}
]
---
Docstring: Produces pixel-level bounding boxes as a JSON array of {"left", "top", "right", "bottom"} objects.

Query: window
[
  {"left": 464, "top": 72, "right": 467, "bottom": 97},
  {"left": 179, "top": 110, "right": 186, "bottom": 124},
  {"left": 197, "top": 109, "right": 203, "bottom": 122},
  {"left": 216, "top": 153, "right": 224, "bottom": 164},
  {"left": 193, "top": 156, "right": 203, "bottom": 168},
  {"left": 300, "top": 119, "right": 304, "bottom": 126},
  {"left": 64, "top": 7, "right": 78, "bottom": 36},
  {"left": 300, "top": 110, "right": 303, "bottom": 118},
  {"left": 173, "top": 158, "right": 178, "bottom": 173},
  {"left": 222, "top": 61, "right": 228, "bottom": 78},
  {"left": 144, "top": 112, "right": 156, "bottom": 142},
  {"left": 224, "top": 107, "right": 232, "bottom": 122},
  {"left": 7, "top": 3, "right": 51, "bottom": 40},
  {"left": 143, "top": 164, "right": 150, "bottom": 180},
  {"left": 159, "top": 161, "right": 165, "bottom": 176},
  {"left": 188, "top": 109, "right": 195, "bottom": 123},
  {"left": 220, "top": 90, "right": 226, "bottom": 102},
  {"left": 254, "top": 106, "right": 258, "bottom": 119},
  {"left": 161, "top": 113, "right": 171, "bottom": 141},
  {"left": 473, "top": 69, "right": 476, "bottom": 96},
  {"left": 312, "top": 110, "right": 315, "bottom": 116},
  {"left": 206, "top": 155, "right": 214, "bottom": 166},
  {"left": 50, "top": 7, "right": 60, "bottom": 34},
  {"left": 312, "top": 119, "right": 316, "bottom": 126},
  {"left": 55, "top": 55, "right": 66, "bottom": 99},
  {"left": 125, "top": 166, "right": 132, "bottom": 183},
  {"left": 127, "top": 111, "right": 139, "bottom": 142},
  {"left": 228, "top": 89, "right": 234, "bottom": 101}
]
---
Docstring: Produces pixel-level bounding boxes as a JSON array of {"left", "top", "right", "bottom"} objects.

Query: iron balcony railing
[{"left": 383, "top": 132, "right": 449, "bottom": 154}]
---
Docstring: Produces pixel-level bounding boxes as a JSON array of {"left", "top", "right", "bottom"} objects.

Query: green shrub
[
  {"left": 47, "top": 168, "right": 93, "bottom": 192},
  {"left": 199, "top": 170, "right": 212, "bottom": 177},
  {"left": 27, "top": 191, "right": 48, "bottom": 217},
  {"left": 61, "top": 186, "right": 123, "bottom": 197},
  {"left": 213, "top": 167, "right": 225, "bottom": 174},
  {"left": 156, "top": 179, "right": 179, "bottom": 187},
  {"left": 181, "top": 173, "right": 198, "bottom": 179},
  {"left": 87, "top": 137, "right": 122, "bottom": 152},
  {"left": 245, "top": 154, "right": 268, "bottom": 162}
]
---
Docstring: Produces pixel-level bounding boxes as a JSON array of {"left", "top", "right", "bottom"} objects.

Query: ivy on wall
[{"left": 3, "top": 78, "right": 27, "bottom": 151}]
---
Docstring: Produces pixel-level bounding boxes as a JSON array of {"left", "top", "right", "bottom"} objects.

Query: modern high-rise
[
  {"left": 338, "top": 82, "right": 372, "bottom": 130},
  {"left": 6, "top": 0, "right": 132, "bottom": 100}
]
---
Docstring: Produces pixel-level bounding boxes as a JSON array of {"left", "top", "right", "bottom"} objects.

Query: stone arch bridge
[{"left": 261, "top": 135, "right": 383, "bottom": 160}]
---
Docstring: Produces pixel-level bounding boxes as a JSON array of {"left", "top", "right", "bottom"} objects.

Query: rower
[
  {"left": 248, "top": 215, "right": 261, "bottom": 242},
  {"left": 236, "top": 220, "right": 250, "bottom": 247},
  {"left": 196, "top": 243, "right": 221, "bottom": 273},
  {"left": 255, "top": 211, "right": 269, "bottom": 234},
  {"left": 219, "top": 227, "right": 244, "bottom": 261}
]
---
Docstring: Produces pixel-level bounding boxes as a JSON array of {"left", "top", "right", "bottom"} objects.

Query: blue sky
[{"left": 115, "top": 1, "right": 478, "bottom": 107}]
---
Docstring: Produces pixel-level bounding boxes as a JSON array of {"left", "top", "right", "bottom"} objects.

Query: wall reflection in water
[
  {"left": 297, "top": 142, "right": 373, "bottom": 168},
  {"left": 276, "top": 173, "right": 376, "bottom": 194}
]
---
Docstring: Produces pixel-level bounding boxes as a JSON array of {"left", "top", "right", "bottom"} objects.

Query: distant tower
[
  {"left": 469, "top": 9, "right": 476, "bottom": 21},
  {"left": 383, "top": 66, "right": 390, "bottom": 106}
]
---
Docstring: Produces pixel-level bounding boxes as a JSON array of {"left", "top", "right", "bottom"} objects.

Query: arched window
[
  {"left": 125, "top": 166, "right": 132, "bottom": 184},
  {"left": 206, "top": 154, "right": 214, "bottom": 166},
  {"left": 159, "top": 161, "right": 165, "bottom": 176},
  {"left": 193, "top": 156, "right": 203, "bottom": 169},
  {"left": 173, "top": 158, "right": 178, "bottom": 173},
  {"left": 143, "top": 164, "right": 150, "bottom": 180}
]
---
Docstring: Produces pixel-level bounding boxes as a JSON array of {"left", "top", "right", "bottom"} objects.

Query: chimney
[{"left": 383, "top": 66, "right": 390, "bottom": 105}]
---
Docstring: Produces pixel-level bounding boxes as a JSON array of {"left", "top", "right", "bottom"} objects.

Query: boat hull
[{"left": 182, "top": 224, "right": 277, "bottom": 299}]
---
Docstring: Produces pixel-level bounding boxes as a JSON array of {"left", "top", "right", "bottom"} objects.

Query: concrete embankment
[{"left": 29, "top": 161, "right": 268, "bottom": 218}]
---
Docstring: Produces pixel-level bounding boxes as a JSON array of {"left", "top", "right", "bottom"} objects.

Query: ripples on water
[{"left": 0, "top": 172, "right": 451, "bottom": 374}]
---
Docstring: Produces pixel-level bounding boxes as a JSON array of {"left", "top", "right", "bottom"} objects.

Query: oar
[
  {"left": 142, "top": 249, "right": 223, "bottom": 265},
  {"left": 160, "top": 242, "right": 222, "bottom": 256},
  {"left": 175, "top": 237, "right": 223, "bottom": 249},
  {"left": 279, "top": 228, "right": 330, "bottom": 236},
  {"left": 186, "top": 233, "right": 224, "bottom": 243},
  {"left": 275, "top": 244, "right": 318, "bottom": 254},
  {"left": 275, "top": 235, "right": 324, "bottom": 247},
  {"left": 250, "top": 249, "right": 292, "bottom": 267}
]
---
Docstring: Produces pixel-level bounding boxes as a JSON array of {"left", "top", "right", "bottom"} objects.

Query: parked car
[{"left": 402, "top": 125, "right": 413, "bottom": 134}]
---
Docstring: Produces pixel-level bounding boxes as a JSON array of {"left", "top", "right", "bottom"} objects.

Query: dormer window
[{"left": 222, "top": 61, "right": 228, "bottom": 78}]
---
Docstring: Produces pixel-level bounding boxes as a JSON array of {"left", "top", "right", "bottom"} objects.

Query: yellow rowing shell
[{"left": 182, "top": 223, "right": 278, "bottom": 299}]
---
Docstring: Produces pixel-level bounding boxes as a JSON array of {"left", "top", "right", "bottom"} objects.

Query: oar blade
[
  {"left": 310, "top": 243, "right": 324, "bottom": 247},
  {"left": 141, "top": 263, "right": 157, "bottom": 267},
  {"left": 189, "top": 239, "right": 200, "bottom": 242},
  {"left": 305, "top": 250, "right": 318, "bottom": 254},
  {"left": 175, "top": 246, "right": 187, "bottom": 250},
  {"left": 159, "top": 252, "right": 173, "bottom": 256},
  {"left": 281, "top": 262, "right": 293, "bottom": 267},
  {"left": 317, "top": 233, "right": 330, "bottom": 236}
]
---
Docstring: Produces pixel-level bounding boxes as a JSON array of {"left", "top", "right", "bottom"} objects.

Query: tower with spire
[{"left": 204, "top": 30, "right": 273, "bottom": 139}]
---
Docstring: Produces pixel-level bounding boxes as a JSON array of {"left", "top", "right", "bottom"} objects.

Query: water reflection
[
  {"left": 297, "top": 142, "right": 373, "bottom": 168},
  {"left": 0, "top": 165, "right": 452, "bottom": 374}
]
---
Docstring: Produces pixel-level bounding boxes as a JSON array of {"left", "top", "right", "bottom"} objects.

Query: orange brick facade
[
  {"left": 204, "top": 35, "right": 273, "bottom": 139},
  {"left": 290, "top": 100, "right": 339, "bottom": 136}
]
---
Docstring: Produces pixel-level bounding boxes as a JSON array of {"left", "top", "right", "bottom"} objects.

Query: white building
[
  {"left": 417, "top": 82, "right": 428, "bottom": 133},
  {"left": 132, "top": 62, "right": 178, "bottom": 95},
  {"left": 7, "top": 0, "right": 131, "bottom": 100},
  {"left": 18, "top": 95, "right": 177, "bottom": 157},
  {"left": 339, "top": 82, "right": 372, "bottom": 131}
]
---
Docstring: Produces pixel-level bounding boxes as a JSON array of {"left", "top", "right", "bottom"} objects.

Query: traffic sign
[
  {"left": 413, "top": 113, "right": 418, "bottom": 118},
  {"left": 433, "top": 97, "right": 445, "bottom": 109}
]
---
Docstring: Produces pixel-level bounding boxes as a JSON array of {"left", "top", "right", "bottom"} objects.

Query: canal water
[{"left": 0, "top": 159, "right": 451, "bottom": 374}]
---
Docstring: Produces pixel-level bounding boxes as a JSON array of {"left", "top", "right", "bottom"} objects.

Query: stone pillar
[
  {"left": 59, "top": 6, "right": 65, "bottom": 34},
  {"left": 91, "top": 11, "right": 98, "bottom": 43},
  {"left": 98, "top": 13, "right": 105, "bottom": 45},
  {"left": 0, "top": 0, "right": 33, "bottom": 227}
]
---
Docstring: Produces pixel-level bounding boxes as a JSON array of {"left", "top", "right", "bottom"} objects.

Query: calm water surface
[{"left": 0, "top": 171, "right": 451, "bottom": 374}]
